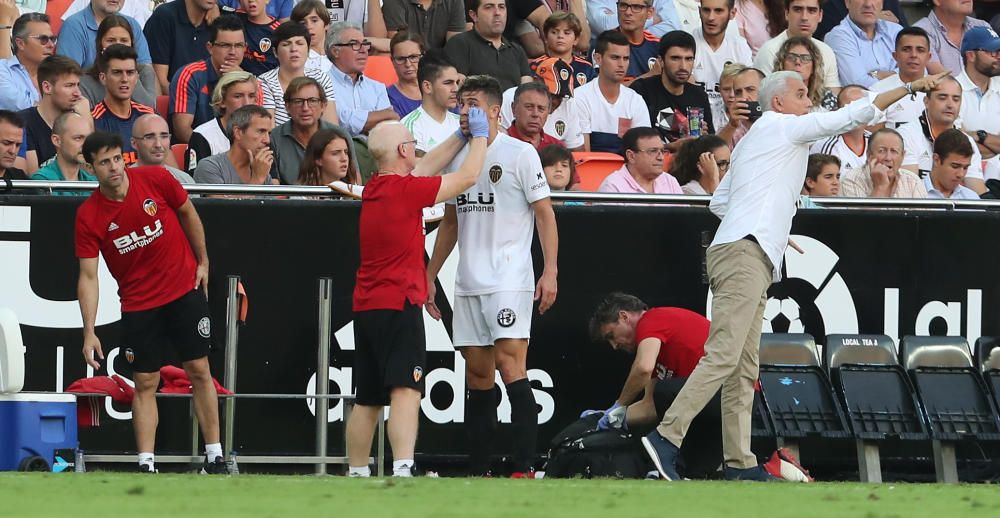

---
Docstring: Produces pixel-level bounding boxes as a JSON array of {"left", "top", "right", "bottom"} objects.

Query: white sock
[
  {"left": 205, "top": 443, "right": 223, "bottom": 462},
  {"left": 138, "top": 452, "right": 154, "bottom": 469},
  {"left": 393, "top": 459, "right": 414, "bottom": 477},
  {"left": 348, "top": 466, "right": 371, "bottom": 477}
]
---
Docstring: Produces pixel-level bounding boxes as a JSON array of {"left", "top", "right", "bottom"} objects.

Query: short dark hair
[
  {"left": 389, "top": 29, "right": 426, "bottom": 56},
  {"left": 895, "top": 25, "right": 930, "bottom": 50},
  {"left": 783, "top": 0, "right": 822, "bottom": 9},
  {"left": 291, "top": 0, "right": 331, "bottom": 26},
  {"left": 934, "top": 128, "right": 974, "bottom": 159},
  {"left": 226, "top": 105, "right": 272, "bottom": 141},
  {"left": 209, "top": 14, "right": 245, "bottom": 42},
  {"left": 0, "top": 110, "right": 23, "bottom": 129},
  {"left": 588, "top": 293, "right": 649, "bottom": 343},
  {"left": 512, "top": 81, "right": 550, "bottom": 105},
  {"left": 417, "top": 49, "right": 455, "bottom": 87},
  {"left": 37, "top": 55, "right": 82, "bottom": 91},
  {"left": 620, "top": 127, "right": 662, "bottom": 157},
  {"left": 457, "top": 74, "right": 503, "bottom": 107},
  {"left": 543, "top": 11, "right": 582, "bottom": 37},
  {"left": 97, "top": 44, "right": 137, "bottom": 74},
  {"left": 595, "top": 30, "right": 630, "bottom": 56},
  {"left": 806, "top": 153, "right": 841, "bottom": 182},
  {"left": 658, "top": 30, "right": 696, "bottom": 58},
  {"left": 468, "top": 0, "right": 499, "bottom": 12},
  {"left": 272, "top": 21, "right": 311, "bottom": 51},
  {"left": 668, "top": 135, "right": 727, "bottom": 185},
  {"left": 539, "top": 143, "right": 574, "bottom": 169},
  {"left": 82, "top": 131, "right": 123, "bottom": 165}
]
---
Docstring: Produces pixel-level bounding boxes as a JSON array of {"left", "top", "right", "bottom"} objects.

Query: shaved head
[
  {"left": 132, "top": 113, "right": 167, "bottom": 137},
  {"left": 368, "top": 121, "right": 412, "bottom": 165}
]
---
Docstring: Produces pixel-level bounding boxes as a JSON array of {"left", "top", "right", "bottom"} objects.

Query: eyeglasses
[
  {"left": 212, "top": 42, "right": 247, "bottom": 51},
  {"left": 28, "top": 35, "right": 57, "bottom": 45},
  {"left": 289, "top": 97, "right": 324, "bottom": 108},
  {"left": 400, "top": 139, "right": 418, "bottom": 149},
  {"left": 637, "top": 147, "right": 667, "bottom": 157},
  {"left": 617, "top": 2, "right": 650, "bottom": 13},
  {"left": 134, "top": 132, "right": 172, "bottom": 143},
  {"left": 392, "top": 53, "right": 423, "bottom": 65},
  {"left": 334, "top": 40, "right": 373, "bottom": 52},
  {"left": 785, "top": 52, "right": 813, "bottom": 64},
  {"left": 716, "top": 159, "right": 730, "bottom": 171}
]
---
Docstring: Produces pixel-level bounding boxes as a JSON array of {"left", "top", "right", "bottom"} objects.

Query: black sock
[
  {"left": 465, "top": 385, "right": 499, "bottom": 476},
  {"left": 506, "top": 378, "right": 538, "bottom": 473}
]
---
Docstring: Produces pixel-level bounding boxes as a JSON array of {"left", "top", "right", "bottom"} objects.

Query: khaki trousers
[{"left": 656, "top": 238, "right": 772, "bottom": 469}]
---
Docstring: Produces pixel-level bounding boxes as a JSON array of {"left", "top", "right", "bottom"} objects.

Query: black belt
[{"left": 743, "top": 234, "right": 758, "bottom": 245}]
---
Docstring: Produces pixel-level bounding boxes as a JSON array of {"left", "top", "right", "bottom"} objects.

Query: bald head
[
  {"left": 368, "top": 121, "right": 414, "bottom": 167},
  {"left": 131, "top": 113, "right": 171, "bottom": 166}
]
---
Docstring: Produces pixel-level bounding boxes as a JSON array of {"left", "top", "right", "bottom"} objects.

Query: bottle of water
[
  {"left": 228, "top": 450, "right": 240, "bottom": 475},
  {"left": 75, "top": 449, "right": 86, "bottom": 473}
]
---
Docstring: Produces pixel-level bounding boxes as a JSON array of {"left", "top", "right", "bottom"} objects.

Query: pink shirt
[
  {"left": 597, "top": 164, "right": 683, "bottom": 194},
  {"left": 736, "top": 0, "right": 770, "bottom": 56}
]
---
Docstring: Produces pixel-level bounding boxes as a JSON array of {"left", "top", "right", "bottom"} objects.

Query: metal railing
[
  {"left": 5, "top": 179, "right": 1000, "bottom": 211},
  {"left": 61, "top": 275, "right": 385, "bottom": 475}
]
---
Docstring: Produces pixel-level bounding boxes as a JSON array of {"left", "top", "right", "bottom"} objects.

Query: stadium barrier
[{"left": 4, "top": 182, "right": 1000, "bottom": 477}]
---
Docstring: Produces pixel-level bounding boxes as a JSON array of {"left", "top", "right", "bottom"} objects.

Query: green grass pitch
[{"left": 2, "top": 473, "right": 1000, "bottom": 517}]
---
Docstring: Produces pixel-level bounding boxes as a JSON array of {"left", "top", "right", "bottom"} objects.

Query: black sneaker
[
  {"left": 200, "top": 456, "right": 229, "bottom": 475},
  {"left": 723, "top": 465, "right": 780, "bottom": 482},
  {"left": 138, "top": 464, "right": 157, "bottom": 473},
  {"left": 640, "top": 431, "right": 681, "bottom": 481}
]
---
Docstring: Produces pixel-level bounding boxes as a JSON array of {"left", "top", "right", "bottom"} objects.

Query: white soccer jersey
[
  {"left": 499, "top": 87, "right": 585, "bottom": 149},
  {"left": 810, "top": 132, "right": 870, "bottom": 172},
  {"left": 574, "top": 80, "right": 650, "bottom": 153},
  {"left": 897, "top": 114, "right": 984, "bottom": 180},
  {"left": 401, "top": 106, "right": 460, "bottom": 153},
  {"left": 871, "top": 74, "right": 925, "bottom": 128},
  {"left": 693, "top": 28, "right": 753, "bottom": 132},
  {"left": 446, "top": 133, "right": 551, "bottom": 295}
]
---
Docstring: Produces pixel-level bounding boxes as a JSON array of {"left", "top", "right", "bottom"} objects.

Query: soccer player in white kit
[{"left": 426, "top": 75, "right": 559, "bottom": 477}]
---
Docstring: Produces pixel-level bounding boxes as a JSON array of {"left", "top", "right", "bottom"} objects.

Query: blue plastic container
[{"left": 0, "top": 393, "right": 77, "bottom": 471}]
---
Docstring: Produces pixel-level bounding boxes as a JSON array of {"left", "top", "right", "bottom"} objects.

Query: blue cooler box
[{"left": 0, "top": 393, "right": 78, "bottom": 471}]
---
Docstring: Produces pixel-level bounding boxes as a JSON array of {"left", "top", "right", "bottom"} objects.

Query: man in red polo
[
  {"left": 506, "top": 81, "right": 564, "bottom": 151},
  {"left": 345, "top": 109, "right": 489, "bottom": 478}
]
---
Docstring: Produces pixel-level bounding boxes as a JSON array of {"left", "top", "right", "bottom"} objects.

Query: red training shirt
[
  {"left": 635, "top": 307, "right": 711, "bottom": 380},
  {"left": 353, "top": 173, "right": 442, "bottom": 312},
  {"left": 75, "top": 167, "right": 197, "bottom": 312}
]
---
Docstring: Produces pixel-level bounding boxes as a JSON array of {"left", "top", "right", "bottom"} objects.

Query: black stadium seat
[
  {"left": 824, "top": 334, "right": 928, "bottom": 482},
  {"left": 899, "top": 336, "right": 1000, "bottom": 482},
  {"left": 758, "top": 334, "right": 851, "bottom": 459},
  {"left": 979, "top": 338, "right": 1000, "bottom": 413}
]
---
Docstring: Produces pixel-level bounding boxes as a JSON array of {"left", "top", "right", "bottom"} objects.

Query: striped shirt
[
  {"left": 259, "top": 68, "right": 338, "bottom": 126},
  {"left": 169, "top": 60, "right": 219, "bottom": 130},
  {"left": 92, "top": 101, "right": 156, "bottom": 166},
  {"left": 809, "top": 132, "right": 871, "bottom": 172}
]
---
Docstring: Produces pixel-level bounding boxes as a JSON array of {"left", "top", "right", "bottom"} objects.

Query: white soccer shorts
[{"left": 452, "top": 291, "right": 534, "bottom": 346}]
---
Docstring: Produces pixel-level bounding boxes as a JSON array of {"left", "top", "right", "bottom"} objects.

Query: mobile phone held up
[{"left": 745, "top": 101, "right": 763, "bottom": 121}]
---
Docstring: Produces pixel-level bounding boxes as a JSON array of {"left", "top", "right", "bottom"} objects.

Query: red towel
[
  {"left": 66, "top": 375, "right": 135, "bottom": 427},
  {"left": 158, "top": 365, "right": 233, "bottom": 395}
]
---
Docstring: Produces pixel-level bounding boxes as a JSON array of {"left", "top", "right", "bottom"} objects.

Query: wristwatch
[{"left": 977, "top": 130, "right": 988, "bottom": 146}]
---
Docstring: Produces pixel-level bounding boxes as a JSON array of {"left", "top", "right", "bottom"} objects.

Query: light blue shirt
[
  {"left": 824, "top": 15, "right": 901, "bottom": 88},
  {"left": 587, "top": 0, "right": 681, "bottom": 38},
  {"left": 0, "top": 55, "right": 39, "bottom": 111},
  {"left": 56, "top": 7, "right": 152, "bottom": 69},
  {"left": 923, "top": 175, "right": 980, "bottom": 200},
  {"left": 328, "top": 65, "right": 391, "bottom": 136}
]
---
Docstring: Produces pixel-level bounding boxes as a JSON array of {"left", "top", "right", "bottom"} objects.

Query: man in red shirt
[
  {"left": 587, "top": 292, "right": 724, "bottom": 478},
  {"left": 74, "top": 131, "right": 225, "bottom": 475},
  {"left": 505, "top": 81, "right": 564, "bottom": 152},
  {"left": 345, "top": 108, "right": 490, "bottom": 478}
]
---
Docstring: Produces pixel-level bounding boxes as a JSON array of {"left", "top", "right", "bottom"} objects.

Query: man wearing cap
[
  {"left": 630, "top": 30, "right": 715, "bottom": 149},
  {"left": 500, "top": 57, "right": 584, "bottom": 150},
  {"left": 956, "top": 26, "right": 1000, "bottom": 180}
]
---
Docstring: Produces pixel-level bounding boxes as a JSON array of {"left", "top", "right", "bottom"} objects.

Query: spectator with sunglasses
[
  {"left": 387, "top": 31, "right": 427, "bottom": 118},
  {"left": 259, "top": 22, "right": 339, "bottom": 126},
  {"left": 0, "top": 12, "right": 55, "bottom": 111},
  {"left": 327, "top": 21, "right": 398, "bottom": 136}
]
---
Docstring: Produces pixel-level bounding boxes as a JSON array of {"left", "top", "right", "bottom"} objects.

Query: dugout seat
[
  {"left": 156, "top": 96, "right": 170, "bottom": 120},
  {"left": 573, "top": 152, "right": 623, "bottom": 191},
  {"left": 976, "top": 338, "right": 1000, "bottom": 414},
  {"left": 899, "top": 336, "right": 1000, "bottom": 482},
  {"left": 758, "top": 334, "right": 851, "bottom": 460},
  {"left": 171, "top": 144, "right": 188, "bottom": 172},
  {"left": 824, "top": 334, "right": 928, "bottom": 483},
  {"left": 363, "top": 55, "right": 398, "bottom": 86}
]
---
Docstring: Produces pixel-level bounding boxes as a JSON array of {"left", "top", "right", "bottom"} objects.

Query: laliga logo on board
[{"left": 707, "top": 235, "right": 859, "bottom": 338}]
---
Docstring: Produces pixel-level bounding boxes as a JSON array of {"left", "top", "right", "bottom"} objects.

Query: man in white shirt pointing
[{"left": 640, "top": 68, "right": 949, "bottom": 482}]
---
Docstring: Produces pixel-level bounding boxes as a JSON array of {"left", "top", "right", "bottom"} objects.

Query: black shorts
[
  {"left": 353, "top": 303, "right": 426, "bottom": 406},
  {"left": 121, "top": 290, "right": 212, "bottom": 373}
]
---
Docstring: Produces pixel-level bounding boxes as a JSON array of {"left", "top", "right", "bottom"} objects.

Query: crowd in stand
[{"left": 0, "top": 0, "right": 998, "bottom": 202}]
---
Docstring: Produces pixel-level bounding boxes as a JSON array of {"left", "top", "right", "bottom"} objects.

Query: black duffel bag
[{"left": 544, "top": 414, "right": 650, "bottom": 479}]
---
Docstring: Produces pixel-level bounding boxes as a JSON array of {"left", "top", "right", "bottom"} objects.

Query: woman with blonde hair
[
  {"left": 186, "top": 71, "right": 260, "bottom": 173},
  {"left": 773, "top": 36, "right": 836, "bottom": 112}
]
